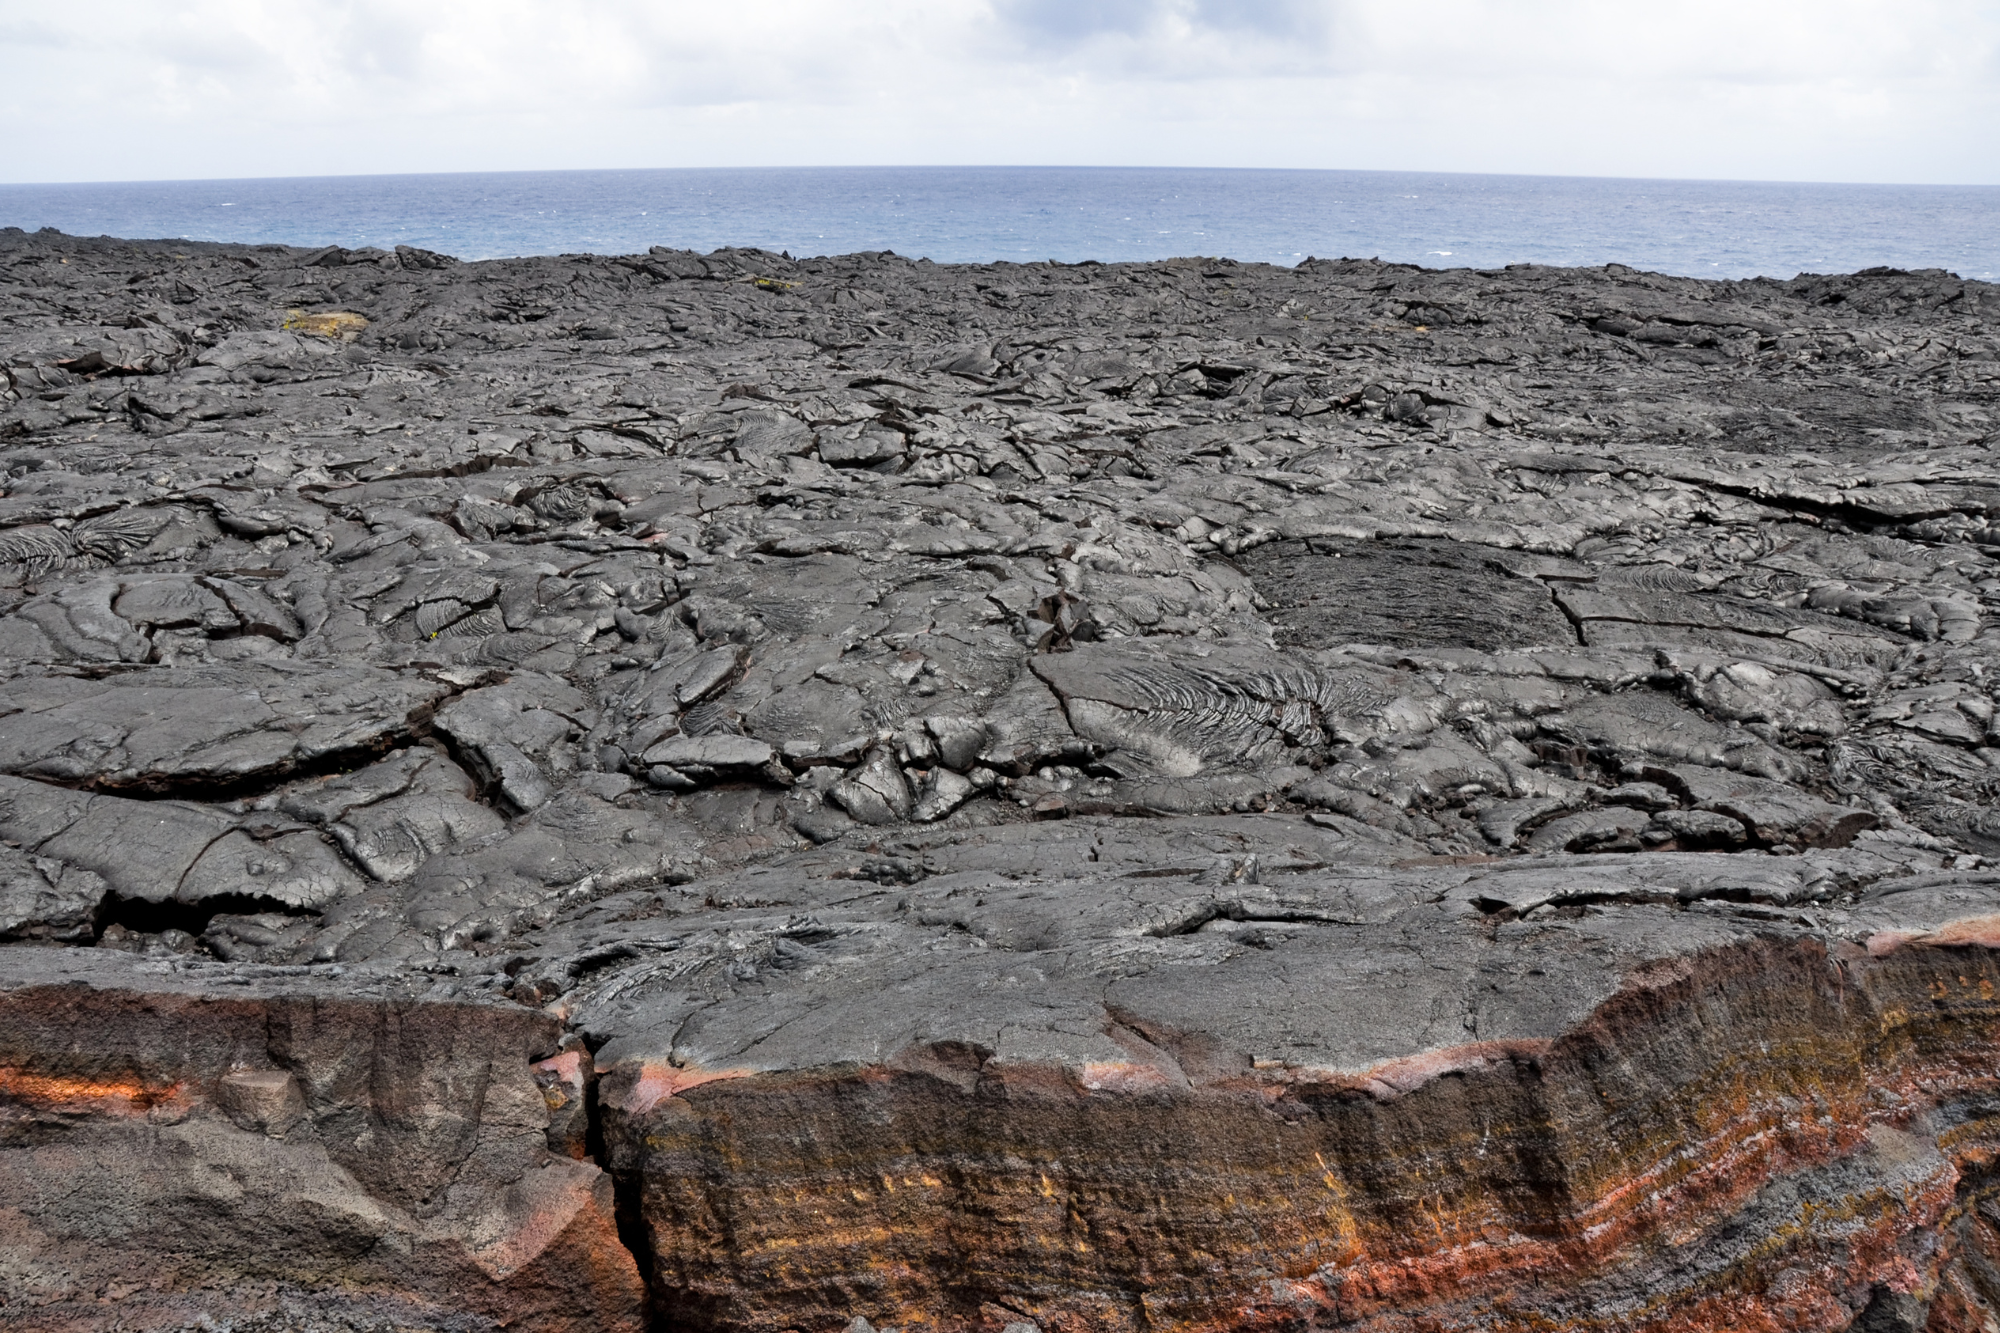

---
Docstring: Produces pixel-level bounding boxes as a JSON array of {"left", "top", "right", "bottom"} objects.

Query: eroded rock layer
[{"left": 3, "top": 226, "right": 2000, "bottom": 1330}]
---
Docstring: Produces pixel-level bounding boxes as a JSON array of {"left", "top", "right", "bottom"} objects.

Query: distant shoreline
[
  {"left": 4, "top": 166, "right": 1996, "bottom": 279},
  {"left": 7, "top": 225, "right": 1994, "bottom": 291}
]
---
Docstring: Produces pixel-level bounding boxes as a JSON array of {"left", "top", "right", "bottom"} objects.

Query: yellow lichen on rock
[{"left": 283, "top": 310, "right": 370, "bottom": 341}]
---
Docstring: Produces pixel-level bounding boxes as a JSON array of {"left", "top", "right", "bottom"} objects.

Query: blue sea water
[{"left": 1, "top": 166, "right": 1995, "bottom": 282}]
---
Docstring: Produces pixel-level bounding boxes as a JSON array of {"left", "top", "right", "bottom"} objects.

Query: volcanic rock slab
[{"left": 2, "top": 227, "right": 2000, "bottom": 1329}]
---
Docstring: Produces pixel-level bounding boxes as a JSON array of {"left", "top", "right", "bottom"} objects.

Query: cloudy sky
[{"left": 2, "top": 0, "right": 1996, "bottom": 185}]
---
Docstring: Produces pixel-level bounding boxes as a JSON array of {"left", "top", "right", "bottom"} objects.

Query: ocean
[{"left": 1, "top": 166, "right": 1995, "bottom": 281}]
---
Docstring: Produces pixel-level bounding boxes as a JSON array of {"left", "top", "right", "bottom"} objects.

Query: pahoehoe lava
[
  {"left": 3, "top": 225, "right": 2000, "bottom": 1331},
  {"left": 1240, "top": 536, "right": 1583, "bottom": 651}
]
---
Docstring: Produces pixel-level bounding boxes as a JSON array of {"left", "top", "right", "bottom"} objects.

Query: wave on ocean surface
[{"left": 1, "top": 165, "right": 1996, "bottom": 280}]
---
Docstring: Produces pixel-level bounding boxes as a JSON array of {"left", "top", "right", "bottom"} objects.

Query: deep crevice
[
  {"left": 94, "top": 889, "right": 309, "bottom": 940},
  {"left": 6, "top": 674, "right": 491, "bottom": 805},
  {"left": 569, "top": 1040, "right": 672, "bottom": 1331},
  {"left": 611, "top": 1162, "right": 668, "bottom": 1332},
  {"left": 421, "top": 717, "right": 515, "bottom": 814},
  {"left": 1680, "top": 475, "right": 1953, "bottom": 531},
  {"left": 1547, "top": 581, "right": 1590, "bottom": 647},
  {"left": 25, "top": 734, "right": 411, "bottom": 803}
]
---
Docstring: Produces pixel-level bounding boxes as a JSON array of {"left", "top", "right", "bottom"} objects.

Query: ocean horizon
[{"left": 3, "top": 165, "right": 1997, "bottom": 282}]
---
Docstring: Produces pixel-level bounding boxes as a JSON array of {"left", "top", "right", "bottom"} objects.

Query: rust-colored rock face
[
  {"left": 14, "top": 899, "right": 2000, "bottom": 1333},
  {"left": 597, "top": 937, "right": 2000, "bottom": 1333},
  {"left": 16, "top": 892, "right": 2000, "bottom": 1332},
  {"left": 0, "top": 959, "right": 646, "bottom": 1332}
]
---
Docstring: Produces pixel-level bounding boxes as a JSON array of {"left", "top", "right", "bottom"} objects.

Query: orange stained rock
[
  {"left": 466, "top": 1158, "right": 622, "bottom": 1282},
  {"left": 610, "top": 1058, "right": 755, "bottom": 1115},
  {"left": 533, "top": 1049, "right": 588, "bottom": 1109},
  {"left": 1341, "top": 1038, "right": 1555, "bottom": 1100},
  {"left": 1076, "top": 1060, "right": 1181, "bottom": 1094},
  {"left": 617, "top": 940, "right": 2000, "bottom": 1333},
  {"left": 1921, "top": 914, "right": 2000, "bottom": 950},
  {"left": 1869, "top": 912, "right": 2000, "bottom": 959},
  {"left": 0, "top": 1065, "right": 184, "bottom": 1116}
]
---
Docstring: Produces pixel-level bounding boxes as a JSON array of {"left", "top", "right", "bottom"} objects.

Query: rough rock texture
[
  {"left": 3, "top": 225, "right": 2000, "bottom": 1329},
  {"left": 0, "top": 950, "right": 646, "bottom": 1332}
]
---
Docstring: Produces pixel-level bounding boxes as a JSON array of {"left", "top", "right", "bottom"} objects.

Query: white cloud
[
  {"left": 0, "top": 0, "right": 1994, "bottom": 183},
  {"left": 991, "top": 0, "right": 1334, "bottom": 50}
]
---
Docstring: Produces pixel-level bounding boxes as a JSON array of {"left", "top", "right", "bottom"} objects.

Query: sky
[{"left": 1, "top": 0, "right": 1997, "bottom": 186}]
